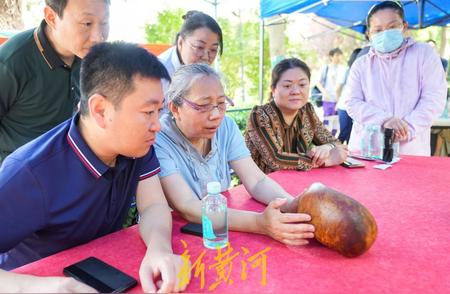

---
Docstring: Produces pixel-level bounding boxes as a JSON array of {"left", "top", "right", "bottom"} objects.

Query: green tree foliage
[
  {"left": 236, "top": 16, "right": 271, "bottom": 106},
  {"left": 143, "top": 9, "right": 271, "bottom": 108},
  {"left": 226, "top": 109, "right": 252, "bottom": 134},
  {"left": 144, "top": 9, "right": 185, "bottom": 45},
  {"left": 410, "top": 26, "right": 445, "bottom": 49}
]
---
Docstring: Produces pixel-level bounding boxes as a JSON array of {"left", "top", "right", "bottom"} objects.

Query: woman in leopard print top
[{"left": 245, "top": 58, "right": 347, "bottom": 173}]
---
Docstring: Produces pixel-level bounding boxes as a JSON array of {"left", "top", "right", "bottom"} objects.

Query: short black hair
[
  {"left": 270, "top": 58, "right": 311, "bottom": 100},
  {"left": 329, "top": 48, "right": 343, "bottom": 57},
  {"left": 366, "top": 0, "right": 405, "bottom": 29},
  {"left": 347, "top": 48, "right": 362, "bottom": 68},
  {"left": 79, "top": 42, "right": 170, "bottom": 116},
  {"left": 176, "top": 10, "right": 223, "bottom": 56},
  {"left": 45, "top": 0, "right": 110, "bottom": 18}
]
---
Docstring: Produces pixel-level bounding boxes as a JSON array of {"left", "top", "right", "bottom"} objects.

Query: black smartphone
[
  {"left": 341, "top": 157, "right": 365, "bottom": 168},
  {"left": 63, "top": 256, "right": 137, "bottom": 293},
  {"left": 180, "top": 222, "right": 203, "bottom": 237}
]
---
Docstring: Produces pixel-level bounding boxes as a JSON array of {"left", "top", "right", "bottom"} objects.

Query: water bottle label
[{"left": 202, "top": 214, "right": 217, "bottom": 239}]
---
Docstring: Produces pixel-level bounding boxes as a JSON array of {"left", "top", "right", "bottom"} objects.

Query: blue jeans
[
  {"left": 338, "top": 109, "right": 353, "bottom": 143},
  {"left": 323, "top": 101, "right": 338, "bottom": 136}
]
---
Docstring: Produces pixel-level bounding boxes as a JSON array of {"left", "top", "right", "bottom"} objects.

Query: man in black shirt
[{"left": 0, "top": 0, "right": 110, "bottom": 165}]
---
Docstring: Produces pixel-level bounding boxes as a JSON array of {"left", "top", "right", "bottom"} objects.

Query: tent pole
[
  {"left": 259, "top": 18, "right": 265, "bottom": 105},
  {"left": 418, "top": 0, "right": 426, "bottom": 28}
]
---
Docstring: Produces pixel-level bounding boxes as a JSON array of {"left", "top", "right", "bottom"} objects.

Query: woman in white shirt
[{"left": 158, "top": 10, "right": 223, "bottom": 112}]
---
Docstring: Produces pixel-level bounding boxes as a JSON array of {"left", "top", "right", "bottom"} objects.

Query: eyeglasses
[
  {"left": 185, "top": 39, "right": 219, "bottom": 58},
  {"left": 178, "top": 96, "right": 234, "bottom": 113}
]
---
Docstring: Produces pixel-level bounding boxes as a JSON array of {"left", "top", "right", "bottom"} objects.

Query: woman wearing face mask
[
  {"left": 154, "top": 63, "right": 315, "bottom": 246},
  {"left": 158, "top": 10, "right": 222, "bottom": 112},
  {"left": 346, "top": 0, "right": 447, "bottom": 156},
  {"left": 244, "top": 58, "right": 347, "bottom": 174}
]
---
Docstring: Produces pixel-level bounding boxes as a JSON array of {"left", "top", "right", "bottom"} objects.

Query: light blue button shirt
[{"left": 155, "top": 114, "right": 250, "bottom": 199}]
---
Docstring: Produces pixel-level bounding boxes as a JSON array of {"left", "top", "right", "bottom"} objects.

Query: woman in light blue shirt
[{"left": 155, "top": 63, "right": 315, "bottom": 246}]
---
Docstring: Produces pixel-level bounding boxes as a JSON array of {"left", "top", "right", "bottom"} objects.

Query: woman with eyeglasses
[
  {"left": 244, "top": 58, "right": 347, "bottom": 174},
  {"left": 154, "top": 63, "right": 315, "bottom": 246},
  {"left": 346, "top": 0, "right": 447, "bottom": 156},
  {"left": 158, "top": 10, "right": 222, "bottom": 112}
]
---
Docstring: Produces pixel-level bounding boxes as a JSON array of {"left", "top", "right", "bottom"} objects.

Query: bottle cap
[{"left": 207, "top": 182, "right": 221, "bottom": 194}]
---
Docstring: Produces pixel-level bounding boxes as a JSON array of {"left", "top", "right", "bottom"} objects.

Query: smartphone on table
[
  {"left": 341, "top": 157, "right": 366, "bottom": 168},
  {"left": 63, "top": 256, "right": 137, "bottom": 293},
  {"left": 180, "top": 222, "right": 203, "bottom": 237}
]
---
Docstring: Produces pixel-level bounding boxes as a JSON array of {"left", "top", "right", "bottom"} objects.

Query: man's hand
[
  {"left": 0, "top": 271, "right": 96, "bottom": 293},
  {"left": 383, "top": 117, "right": 408, "bottom": 142},
  {"left": 136, "top": 176, "right": 191, "bottom": 292},
  {"left": 257, "top": 198, "right": 314, "bottom": 246},
  {"left": 139, "top": 249, "right": 190, "bottom": 293}
]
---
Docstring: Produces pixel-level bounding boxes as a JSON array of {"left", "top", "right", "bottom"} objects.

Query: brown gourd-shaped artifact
[{"left": 297, "top": 183, "right": 378, "bottom": 257}]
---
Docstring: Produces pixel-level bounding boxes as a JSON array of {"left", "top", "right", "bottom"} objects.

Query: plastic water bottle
[
  {"left": 392, "top": 141, "right": 400, "bottom": 160},
  {"left": 361, "top": 125, "right": 383, "bottom": 159},
  {"left": 202, "top": 182, "right": 228, "bottom": 249},
  {"left": 360, "top": 125, "right": 372, "bottom": 157},
  {"left": 369, "top": 125, "right": 383, "bottom": 159}
]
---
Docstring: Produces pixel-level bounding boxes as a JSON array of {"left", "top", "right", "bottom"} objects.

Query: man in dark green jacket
[{"left": 0, "top": 0, "right": 110, "bottom": 165}]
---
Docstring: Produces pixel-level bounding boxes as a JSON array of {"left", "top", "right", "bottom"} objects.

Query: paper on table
[{"left": 373, "top": 164, "right": 392, "bottom": 170}]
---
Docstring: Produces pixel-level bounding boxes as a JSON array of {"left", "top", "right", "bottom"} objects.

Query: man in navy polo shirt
[{"left": 0, "top": 42, "right": 189, "bottom": 293}]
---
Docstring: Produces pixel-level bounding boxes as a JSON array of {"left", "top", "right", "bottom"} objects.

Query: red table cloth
[{"left": 14, "top": 156, "right": 450, "bottom": 293}]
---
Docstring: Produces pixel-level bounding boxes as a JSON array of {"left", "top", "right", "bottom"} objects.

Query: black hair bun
[{"left": 182, "top": 10, "right": 202, "bottom": 20}]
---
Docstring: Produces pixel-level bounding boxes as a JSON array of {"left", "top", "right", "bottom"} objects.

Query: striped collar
[
  {"left": 66, "top": 114, "right": 110, "bottom": 179},
  {"left": 33, "top": 20, "right": 80, "bottom": 70}
]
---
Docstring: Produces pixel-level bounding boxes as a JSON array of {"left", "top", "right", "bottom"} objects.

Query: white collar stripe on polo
[
  {"left": 67, "top": 133, "right": 102, "bottom": 178},
  {"left": 139, "top": 167, "right": 161, "bottom": 181}
]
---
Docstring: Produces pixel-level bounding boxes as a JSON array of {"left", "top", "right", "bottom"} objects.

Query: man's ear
[
  {"left": 88, "top": 94, "right": 109, "bottom": 128},
  {"left": 43, "top": 5, "right": 59, "bottom": 31}
]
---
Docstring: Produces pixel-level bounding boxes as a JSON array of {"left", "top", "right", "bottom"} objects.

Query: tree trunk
[{"left": 0, "top": 0, "right": 24, "bottom": 30}]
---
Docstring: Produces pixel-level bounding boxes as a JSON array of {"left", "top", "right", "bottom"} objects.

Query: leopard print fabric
[{"left": 244, "top": 101, "right": 339, "bottom": 174}]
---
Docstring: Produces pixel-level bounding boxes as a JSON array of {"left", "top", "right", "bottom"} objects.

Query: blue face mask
[{"left": 370, "top": 28, "right": 404, "bottom": 53}]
